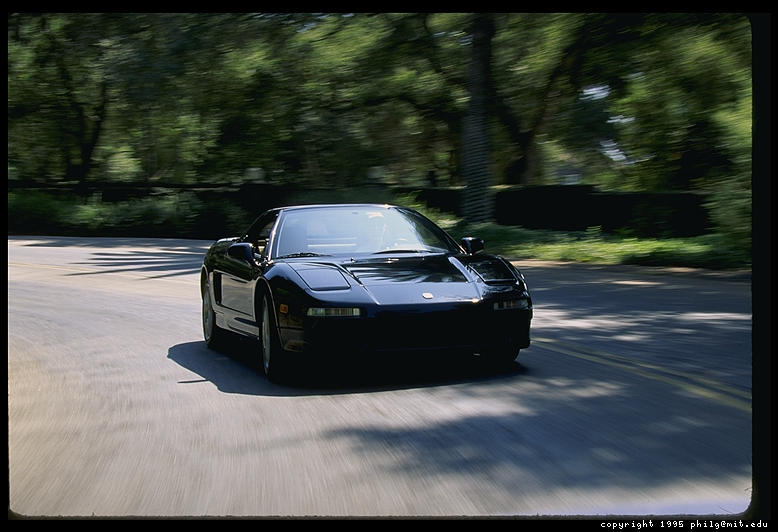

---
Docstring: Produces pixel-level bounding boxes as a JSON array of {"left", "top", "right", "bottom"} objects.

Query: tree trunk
[
  {"left": 497, "top": 16, "right": 591, "bottom": 185},
  {"left": 77, "top": 81, "right": 108, "bottom": 195},
  {"left": 54, "top": 36, "right": 109, "bottom": 196},
  {"left": 461, "top": 13, "right": 495, "bottom": 224}
]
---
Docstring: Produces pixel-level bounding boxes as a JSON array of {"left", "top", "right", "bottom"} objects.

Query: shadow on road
[
  {"left": 10, "top": 236, "right": 212, "bottom": 278},
  {"left": 12, "top": 235, "right": 213, "bottom": 250},
  {"left": 67, "top": 248, "right": 207, "bottom": 278},
  {"left": 166, "top": 339, "right": 753, "bottom": 515},
  {"left": 167, "top": 337, "right": 527, "bottom": 397}
]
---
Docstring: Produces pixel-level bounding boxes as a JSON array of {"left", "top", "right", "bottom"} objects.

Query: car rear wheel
[
  {"left": 202, "top": 278, "right": 227, "bottom": 349},
  {"left": 260, "top": 295, "right": 288, "bottom": 383}
]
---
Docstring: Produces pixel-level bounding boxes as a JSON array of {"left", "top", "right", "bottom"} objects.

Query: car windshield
[{"left": 273, "top": 206, "right": 458, "bottom": 258}]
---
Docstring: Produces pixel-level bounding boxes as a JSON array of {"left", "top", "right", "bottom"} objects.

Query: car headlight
[
  {"left": 306, "top": 307, "right": 363, "bottom": 317},
  {"left": 493, "top": 298, "right": 530, "bottom": 311}
]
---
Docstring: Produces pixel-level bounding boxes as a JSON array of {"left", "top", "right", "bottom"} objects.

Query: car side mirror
[
  {"left": 228, "top": 242, "right": 255, "bottom": 263},
  {"left": 460, "top": 237, "right": 484, "bottom": 255}
]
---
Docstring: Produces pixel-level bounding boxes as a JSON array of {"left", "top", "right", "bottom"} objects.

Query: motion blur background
[{"left": 7, "top": 13, "right": 761, "bottom": 269}]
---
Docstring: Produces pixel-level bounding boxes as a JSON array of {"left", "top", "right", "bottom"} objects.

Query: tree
[
  {"left": 461, "top": 13, "right": 496, "bottom": 223},
  {"left": 8, "top": 12, "right": 751, "bottom": 238},
  {"left": 8, "top": 14, "right": 113, "bottom": 191}
]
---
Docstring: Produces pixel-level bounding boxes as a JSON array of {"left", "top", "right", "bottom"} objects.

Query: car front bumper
[{"left": 278, "top": 302, "right": 532, "bottom": 357}]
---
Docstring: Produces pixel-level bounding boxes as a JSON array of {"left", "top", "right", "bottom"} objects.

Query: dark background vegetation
[{"left": 8, "top": 13, "right": 757, "bottom": 269}]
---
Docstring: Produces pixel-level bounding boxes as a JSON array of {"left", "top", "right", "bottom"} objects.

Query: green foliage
[
  {"left": 7, "top": 190, "right": 249, "bottom": 238},
  {"left": 7, "top": 191, "right": 74, "bottom": 234},
  {"left": 472, "top": 224, "right": 749, "bottom": 270},
  {"left": 704, "top": 177, "right": 752, "bottom": 255},
  {"left": 399, "top": 193, "right": 748, "bottom": 270},
  {"left": 8, "top": 190, "right": 750, "bottom": 270},
  {"left": 8, "top": 13, "right": 753, "bottom": 244}
]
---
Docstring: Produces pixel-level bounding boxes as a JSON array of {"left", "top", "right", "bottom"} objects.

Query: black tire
[
  {"left": 202, "top": 276, "right": 228, "bottom": 350},
  {"left": 259, "top": 292, "right": 289, "bottom": 383}
]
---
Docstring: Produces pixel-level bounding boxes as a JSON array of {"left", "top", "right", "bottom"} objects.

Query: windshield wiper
[
  {"left": 275, "top": 252, "right": 329, "bottom": 259},
  {"left": 372, "top": 249, "right": 436, "bottom": 255}
]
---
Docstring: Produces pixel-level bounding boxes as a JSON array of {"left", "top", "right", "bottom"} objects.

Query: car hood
[{"left": 290, "top": 254, "right": 517, "bottom": 306}]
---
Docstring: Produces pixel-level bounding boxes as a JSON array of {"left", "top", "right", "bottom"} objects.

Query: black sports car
[{"left": 200, "top": 204, "right": 532, "bottom": 381}]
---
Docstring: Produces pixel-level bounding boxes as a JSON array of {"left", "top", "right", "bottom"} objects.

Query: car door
[{"left": 217, "top": 212, "right": 278, "bottom": 332}]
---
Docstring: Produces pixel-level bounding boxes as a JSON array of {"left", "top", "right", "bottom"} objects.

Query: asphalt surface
[{"left": 7, "top": 237, "right": 754, "bottom": 518}]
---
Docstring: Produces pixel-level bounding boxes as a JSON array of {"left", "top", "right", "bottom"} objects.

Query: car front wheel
[{"left": 260, "top": 294, "right": 289, "bottom": 383}]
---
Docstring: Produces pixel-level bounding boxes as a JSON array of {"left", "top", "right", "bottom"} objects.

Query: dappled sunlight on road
[
  {"left": 323, "top": 357, "right": 751, "bottom": 515},
  {"left": 531, "top": 306, "right": 751, "bottom": 344}
]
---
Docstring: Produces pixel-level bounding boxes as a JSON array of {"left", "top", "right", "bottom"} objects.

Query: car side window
[{"left": 245, "top": 213, "right": 278, "bottom": 259}]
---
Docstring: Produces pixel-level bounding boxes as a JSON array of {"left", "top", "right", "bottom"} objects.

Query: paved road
[{"left": 7, "top": 237, "right": 753, "bottom": 517}]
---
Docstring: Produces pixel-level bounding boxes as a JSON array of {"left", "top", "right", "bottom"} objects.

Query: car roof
[
  {"left": 277, "top": 203, "right": 400, "bottom": 211},
  {"left": 269, "top": 203, "right": 412, "bottom": 216}
]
